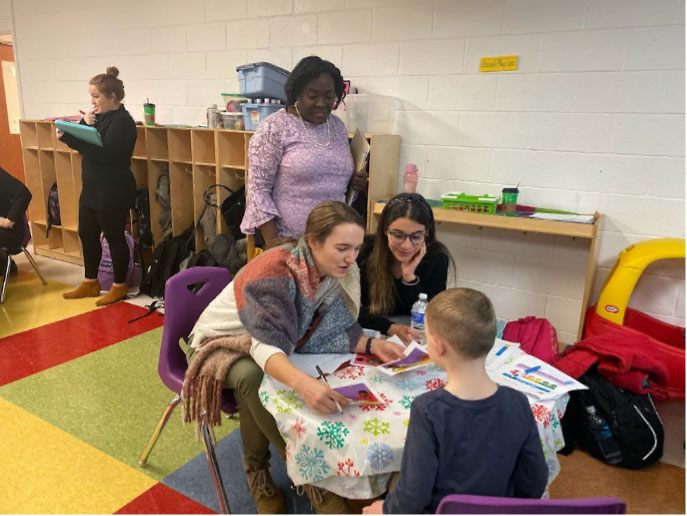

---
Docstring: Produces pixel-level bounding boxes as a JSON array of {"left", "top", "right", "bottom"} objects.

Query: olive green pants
[{"left": 188, "top": 350, "right": 285, "bottom": 469}]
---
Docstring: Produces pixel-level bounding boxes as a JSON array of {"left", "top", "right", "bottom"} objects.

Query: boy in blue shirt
[{"left": 364, "top": 288, "right": 548, "bottom": 514}]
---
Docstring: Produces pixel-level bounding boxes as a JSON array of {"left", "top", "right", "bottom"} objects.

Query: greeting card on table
[
  {"left": 377, "top": 342, "right": 431, "bottom": 376},
  {"left": 489, "top": 356, "right": 587, "bottom": 400},
  {"left": 331, "top": 382, "right": 384, "bottom": 405}
]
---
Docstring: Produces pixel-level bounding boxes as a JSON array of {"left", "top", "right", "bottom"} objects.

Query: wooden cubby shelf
[{"left": 21, "top": 121, "right": 400, "bottom": 264}]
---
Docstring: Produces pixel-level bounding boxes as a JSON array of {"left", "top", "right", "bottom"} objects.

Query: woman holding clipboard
[{"left": 57, "top": 66, "right": 137, "bottom": 305}]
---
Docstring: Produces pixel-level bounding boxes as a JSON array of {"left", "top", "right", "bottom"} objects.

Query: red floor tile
[
  {"left": 114, "top": 483, "right": 216, "bottom": 514},
  {"left": 0, "top": 302, "right": 164, "bottom": 386}
]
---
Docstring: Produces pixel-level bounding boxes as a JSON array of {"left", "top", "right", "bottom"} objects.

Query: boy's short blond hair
[{"left": 425, "top": 288, "right": 497, "bottom": 359}]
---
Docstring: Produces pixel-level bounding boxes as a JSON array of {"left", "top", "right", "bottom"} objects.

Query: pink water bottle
[{"left": 404, "top": 163, "right": 418, "bottom": 193}]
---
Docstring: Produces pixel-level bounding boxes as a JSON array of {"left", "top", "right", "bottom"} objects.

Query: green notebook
[{"left": 55, "top": 120, "right": 103, "bottom": 147}]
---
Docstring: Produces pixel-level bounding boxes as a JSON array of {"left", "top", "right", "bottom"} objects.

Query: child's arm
[
  {"left": 381, "top": 404, "right": 438, "bottom": 514},
  {"left": 512, "top": 410, "right": 549, "bottom": 498}
]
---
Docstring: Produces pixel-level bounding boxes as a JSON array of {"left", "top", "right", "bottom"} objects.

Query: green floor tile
[{"left": 0, "top": 327, "right": 239, "bottom": 481}]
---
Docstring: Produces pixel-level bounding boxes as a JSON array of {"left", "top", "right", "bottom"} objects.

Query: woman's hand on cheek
[
  {"left": 400, "top": 241, "right": 426, "bottom": 281},
  {"left": 371, "top": 338, "right": 406, "bottom": 362},
  {"left": 388, "top": 324, "right": 422, "bottom": 346}
]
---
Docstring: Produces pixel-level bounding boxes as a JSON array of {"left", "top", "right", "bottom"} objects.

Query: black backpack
[
  {"left": 561, "top": 365, "right": 664, "bottom": 469},
  {"left": 46, "top": 182, "right": 61, "bottom": 236},
  {"left": 132, "top": 188, "right": 154, "bottom": 251},
  {"left": 140, "top": 225, "right": 194, "bottom": 298}
]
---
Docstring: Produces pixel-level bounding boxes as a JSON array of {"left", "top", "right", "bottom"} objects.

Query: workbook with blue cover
[{"left": 55, "top": 120, "right": 103, "bottom": 147}]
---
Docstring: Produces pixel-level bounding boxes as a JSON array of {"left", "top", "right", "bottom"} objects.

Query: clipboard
[
  {"left": 55, "top": 120, "right": 103, "bottom": 147},
  {"left": 347, "top": 128, "right": 370, "bottom": 205}
]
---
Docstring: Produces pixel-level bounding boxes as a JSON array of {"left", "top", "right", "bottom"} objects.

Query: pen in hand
[{"left": 315, "top": 365, "right": 344, "bottom": 415}]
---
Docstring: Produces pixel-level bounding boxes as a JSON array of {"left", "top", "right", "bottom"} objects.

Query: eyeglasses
[{"left": 387, "top": 230, "right": 426, "bottom": 245}]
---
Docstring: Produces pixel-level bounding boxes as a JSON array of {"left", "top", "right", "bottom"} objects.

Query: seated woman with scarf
[{"left": 182, "top": 201, "right": 405, "bottom": 514}]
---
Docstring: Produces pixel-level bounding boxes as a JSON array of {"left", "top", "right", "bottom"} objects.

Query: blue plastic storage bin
[
  {"left": 236, "top": 62, "right": 290, "bottom": 103},
  {"left": 242, "top": 103, "right": 283, "bottom": 131}
]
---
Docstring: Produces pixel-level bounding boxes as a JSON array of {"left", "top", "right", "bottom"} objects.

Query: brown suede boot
[
  {"left": 302, "top": 484, "right": 350, "bottom": 514},
  {"left": 95, "top": 284, "right": 128, "bottom": 306},
  {"left": 63, "top": 280, "right": 101, "bottom": 299},
  {"left": 246, "top": 465, "right": 285, "bottom": 514}
]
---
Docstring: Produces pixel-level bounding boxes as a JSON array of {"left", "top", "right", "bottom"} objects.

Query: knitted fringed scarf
[{"left": 181, "top": 333, "right": 253, "bottom": 439}]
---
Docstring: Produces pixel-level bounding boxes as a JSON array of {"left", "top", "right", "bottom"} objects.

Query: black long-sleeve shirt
[
  {"left": 59, "top": 104, "right": 137, "bottom": 211},
  {"left": 383, "top": 387, "right": 548, "bottom": 514},
  {"left": 358, "top": 237, "right": 449, "bottom": 333},
  {"left": 0, "top": 167, "right": 32, "bottom": 245}
]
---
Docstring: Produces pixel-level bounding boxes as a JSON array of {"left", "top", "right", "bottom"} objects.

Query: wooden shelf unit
[
  {"left": 372, "top": 201, "right": 603, "bottom": 341},
  {"left": 20, "top": 120, "right": 400, "bottom": 264}
]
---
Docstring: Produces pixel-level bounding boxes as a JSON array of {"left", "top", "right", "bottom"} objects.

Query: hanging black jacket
[{"left": 59, "top": 104, "right": 137, "bottom": 211}]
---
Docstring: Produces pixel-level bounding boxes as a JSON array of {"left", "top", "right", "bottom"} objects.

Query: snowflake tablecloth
[{"left": 259, "top": 355, "right": 569, "bottom": 499}]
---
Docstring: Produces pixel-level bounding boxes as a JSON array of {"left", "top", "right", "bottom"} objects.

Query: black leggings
[{"left": 79, "top": 203, "right": 128, "bottom": 284}]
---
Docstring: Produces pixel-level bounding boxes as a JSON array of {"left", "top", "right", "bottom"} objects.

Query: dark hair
[
  {"left": 366, "top": 193, "right": 455, "bottom": 314},
  {"left": 426, "top": 288, "right": 497, "bottom": 359},
  {"left": 284, "top": 56, "right": 346, "bottom": 108},
  {"left": 89, "top": 66, "right": 125, "bottom": 101}
]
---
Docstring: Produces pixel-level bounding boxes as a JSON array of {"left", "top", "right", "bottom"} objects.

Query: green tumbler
[
  {"left": 501, "top": 187, "right": 519, "bottom": 216},
  {"left": 144, "top": 102, "right": 155, "bottom": 126}
]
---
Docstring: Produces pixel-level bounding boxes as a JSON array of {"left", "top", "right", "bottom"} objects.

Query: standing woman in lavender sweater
[{"left": 240, "top": 56, "right": 368, "bottom": 248}]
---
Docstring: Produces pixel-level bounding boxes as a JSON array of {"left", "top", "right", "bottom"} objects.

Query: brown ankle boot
[
  {"left": 302, "top": 484, "right": 350, "bottom": 514},
  {"left": 246, "top": 465, "right": 285, "bottom": 514},
  {"left": 63, "top": 280, "right": 101, "bottom": 299},
  {"left": 95, "top": 284, "right": 128, "bottom": 306}
]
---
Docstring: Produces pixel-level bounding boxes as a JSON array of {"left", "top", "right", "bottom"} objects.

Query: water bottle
[
  {"left": 585, "top": 405, "right": 623, "bottom": 464},
  {"left": 404, "top": 163, "right": 418, "bottom": 193},
  {"left": 410, "top": 293, "right": 428, "bottom": 344}
]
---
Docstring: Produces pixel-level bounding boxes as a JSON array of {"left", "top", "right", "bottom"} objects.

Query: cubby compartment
[
  {"left": 23, "top": 149, "right": 44, "bottom": 222},
  {"left": 131, "top": 158, "right": 148, "bottom": 188},
  {"left": 72, "top": 154, "right": 83, "bottom": 195},
  {"left": 217, "top": 130, "right": 247, "bottom": 169},
  {"left": 36, "top": 122, "right": 54, "bottom": 149},
  {"left": 20, "top": 121, "right": 37, "bottom": 148},
  {"left": 31, "top": 221, "right": 48, "bottom": 248},
  {"left": 54, "top": 151, "right": 78, "bottom": 230},
  {"left": 63, "top": 229, "right": 82, "bottom": 257},
  {"left": 169, "top": 162, "right": 194, "bottom": 236},
  {"left": 147, "top": 127, "right": 169, "bottom": 161},
  {"left": 46, "top": 227, "right": 63, "bottom": 250},
  {"left": 217, "top": 166, "right": 246, "bottom": 236},
  {"left": 169, "top": 129, "right": 192, "bottom": 162},
  {"left": 38, "top": 150, "right": 57, "bottom": 212},
  {"left": 147, "top": 160, "right": 170, "bottom": 246},
  {"left": 133, "top": 126, "right": 147, "bottom": 158},
  {"left": 193, "top": 164, "right": 218, "bottom": 251},
  {"left": 191, "top": 129, "right": 215, "bottom": 165}
]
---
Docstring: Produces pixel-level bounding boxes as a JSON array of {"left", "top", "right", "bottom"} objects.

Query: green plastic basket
[{"left": 441, "top": 192, "right": 497, "bottom": 214}]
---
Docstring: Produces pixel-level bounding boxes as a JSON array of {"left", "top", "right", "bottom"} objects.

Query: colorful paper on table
[
  {"left": 353, "top": 353, "right": 384, "bottom": 367},
  {"left": 55, "top": 120, "right": 103, "bottom": 147},
  {"left": 377, "top": 342, "right": 431, "bottom": 376},
  {"left": 330, "top": 381, "right": 384, "bottom": 405},
  {"left": 488, "top": 354, "right": 587, "bottom": 400},
  {"left": 485, "top": 338, "right": 521, "bottom": 369}
]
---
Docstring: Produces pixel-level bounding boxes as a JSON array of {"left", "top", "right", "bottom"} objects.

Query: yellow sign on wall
[{"left": 480, "top": 55, "right": 519, "bottom": 72}]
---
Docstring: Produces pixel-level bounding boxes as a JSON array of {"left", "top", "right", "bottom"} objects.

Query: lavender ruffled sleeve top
[{"left": 240, "top": 108, "right": 354, "bottom": 239}]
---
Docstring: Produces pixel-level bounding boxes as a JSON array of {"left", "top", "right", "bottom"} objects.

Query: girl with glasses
[{"left": 358, "top": 193, "right": 455, "bottom": 345}]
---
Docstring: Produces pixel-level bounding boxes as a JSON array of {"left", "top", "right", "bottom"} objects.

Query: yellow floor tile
[
  {"left": 0, "top": 273, "right": 98, "bottom": 338},
  {"left": 0, "top": 397, "right": 156, "bottom": 514}
]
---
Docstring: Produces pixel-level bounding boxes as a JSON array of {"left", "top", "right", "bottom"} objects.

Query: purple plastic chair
[
  {"left": 435, "top": 494, "right": 626, "bottom": 514},
  {"left": 1, "top": 213, "right": 47, "bottom": 303},
  {"left": 138, "top": 266, "right": 235, "bottom": 514}
]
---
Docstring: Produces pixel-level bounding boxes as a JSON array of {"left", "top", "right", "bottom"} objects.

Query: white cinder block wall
[{"left": 6, "top": 0, "right": 686, "bottom": 343}]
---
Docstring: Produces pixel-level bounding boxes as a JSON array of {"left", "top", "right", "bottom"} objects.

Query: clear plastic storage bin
[
  {"left": 242, "top": 103, "right": 283, "bottom": 131},
  {"left": 236, "top": 62, "right": 290, "bottom": 103}
]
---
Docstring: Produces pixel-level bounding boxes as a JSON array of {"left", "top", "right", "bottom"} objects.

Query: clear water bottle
[
  {"left": 410, "top": 293, "right": 428, "bottom": 344},
  {"left": 585, "top": 405, "right": 623, "bottom": 465}
]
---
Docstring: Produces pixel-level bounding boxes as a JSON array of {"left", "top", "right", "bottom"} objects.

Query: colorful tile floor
[{"left": 1, "top": 269, "right": 239, "bottom": 514}]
